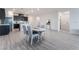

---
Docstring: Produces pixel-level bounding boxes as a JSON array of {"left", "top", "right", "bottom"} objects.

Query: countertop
[{"left": 0, "top": 24, "right": 9, "bottom": 26}]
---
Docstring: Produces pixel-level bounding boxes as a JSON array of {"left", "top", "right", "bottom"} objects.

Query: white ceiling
[{"left": 5, "top": 8, "right": 70, "bottom": 16}]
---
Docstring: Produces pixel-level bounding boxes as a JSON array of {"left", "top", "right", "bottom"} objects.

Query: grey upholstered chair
[
  {"left": 23, "top": 25, "right": 28, "bottom": 35},
  {"left": 23, "top": 25, "right": 40, "bottom": 45},
  {"left": 27, "top": 25, "right": 40, "bottom": 45}
]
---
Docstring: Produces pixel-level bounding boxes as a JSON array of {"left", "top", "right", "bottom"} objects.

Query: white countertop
[
  {"left": 0, "top": 24, "right": 9, "bottom": 26},
  {"left": 33, "top": 27, "right": 46, "bottom": 32}
]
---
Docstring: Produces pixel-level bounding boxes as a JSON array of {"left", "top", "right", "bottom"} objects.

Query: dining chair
[
  {"left": 27, "top": 25, "right": 40, "bottom": 45},
  {"left": 23, "top": 25, "right": 28, "bottom": 35},
  {"left": 22, "top": 25, "right": 29, "bottom": 43},
  {"left": 23, "top": 25, "right": 40, "bottom": 45}
]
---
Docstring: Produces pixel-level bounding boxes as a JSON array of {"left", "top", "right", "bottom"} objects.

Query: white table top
[{"left": 33, "top": 27, "right": 46, "bottom": 32}]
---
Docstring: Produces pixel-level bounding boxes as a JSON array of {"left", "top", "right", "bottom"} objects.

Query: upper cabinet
[
  {"left": 0, "top": 8, "right": 5, "bottom": 24},
  {"left": 14, "top": 13, "right": 28, "bottom": 21}
]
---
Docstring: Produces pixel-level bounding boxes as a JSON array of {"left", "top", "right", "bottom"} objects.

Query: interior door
[{"left": 60, "top": 12, "right": 69, "bottom": 32}]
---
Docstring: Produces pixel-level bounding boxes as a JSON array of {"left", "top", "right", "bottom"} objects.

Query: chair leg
[
  {"left": 31, "top": 37, "right": 33, "bottom": 45},
  {"left": 37, "top": 36, "right": 40, "bottom": 43}
]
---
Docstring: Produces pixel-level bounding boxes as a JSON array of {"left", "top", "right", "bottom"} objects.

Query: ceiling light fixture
[
  {"left": 37, "top": 8, "right": 40, "bottom": 11},
  {"left": 36, "top": 16, "right": 40, "bottom": 21}
]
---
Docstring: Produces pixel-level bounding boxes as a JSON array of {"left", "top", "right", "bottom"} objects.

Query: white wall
[
  {"left": 29, "top": 12, "right": 59, "bottom": 31},
  {"left": 70, "top": 8, "right": 79, "bottom": 33},
  {"left": 39, "top": 12, "right": 58, "bottom": 30}
]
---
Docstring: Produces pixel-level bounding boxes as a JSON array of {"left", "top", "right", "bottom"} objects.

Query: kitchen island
[{"left": 0, "top": 24, "right": 10, "bottom": 36}]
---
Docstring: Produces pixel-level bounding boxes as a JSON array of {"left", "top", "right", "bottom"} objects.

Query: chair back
[
  {"left": 27, "top": 25, "right": 32, "bottom": 38},
  {"left": 23, "top": 25, "right": 28, "bottom": 34}
]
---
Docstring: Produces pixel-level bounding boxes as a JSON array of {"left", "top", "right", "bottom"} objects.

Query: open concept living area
[{"left": 0, "top": 8, "right": 79, "bottom": 50}]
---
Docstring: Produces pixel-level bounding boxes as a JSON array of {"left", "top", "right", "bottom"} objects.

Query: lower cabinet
[{"left": 0, "top": 24, "right": 10, "bottom": 36}]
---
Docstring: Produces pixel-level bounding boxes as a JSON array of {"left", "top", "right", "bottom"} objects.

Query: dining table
[{"left": 32, "top": 27, "right": 46, "bottom": 40}]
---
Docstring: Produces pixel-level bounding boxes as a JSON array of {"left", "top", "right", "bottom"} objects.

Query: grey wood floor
[{"left": 0, "top": 30, "right": 79, "bottom": 50}]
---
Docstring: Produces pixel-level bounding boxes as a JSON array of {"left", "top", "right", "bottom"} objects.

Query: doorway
[{"left": 58, "top": 11, "right": 70, "bottom": 32}]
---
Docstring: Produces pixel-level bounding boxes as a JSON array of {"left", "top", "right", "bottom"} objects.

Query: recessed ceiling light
[
  {"left": 37, "top": 8, "right": 40, "bottom": 11},
  {"left": 36, "top": 16, "right": 40, "bottom": 21}
]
